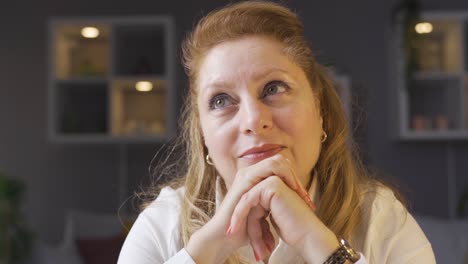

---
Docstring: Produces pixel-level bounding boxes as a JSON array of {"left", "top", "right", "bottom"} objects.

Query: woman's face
[{"left": 197, "top": 36, "right": 323, "bottom": 188}]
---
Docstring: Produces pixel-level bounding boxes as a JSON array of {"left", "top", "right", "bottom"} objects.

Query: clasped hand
[{"left": 186, "top": 155, "right": 339, "bottom": 263}]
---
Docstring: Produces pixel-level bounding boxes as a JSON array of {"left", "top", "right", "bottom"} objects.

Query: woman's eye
[
  {"left": 209, "top": 94, "right": 231, "bottom": 109},
  {"left": 214, "top": 98, "right": 225, "bottom": 108},
  {"left": 263, "top": 81, "right": 288, "bottom": 97}
]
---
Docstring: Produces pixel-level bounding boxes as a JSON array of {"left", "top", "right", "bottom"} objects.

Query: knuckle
[
  {"left": 265, "top": 176, "right": 282, "bottom": 189},
  {"left": 241, "top": 192, "right": 250, "bottom": 203},
  {"left": 269, "top": 157, "right": 282, "bottom": 170}
]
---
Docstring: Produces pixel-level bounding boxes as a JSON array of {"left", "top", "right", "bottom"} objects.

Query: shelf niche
[
  {"left": 57, "top": 82, "right": 108, "bottom": 134},
  {"left": 54, "top": 24, "right": 110, "bottom": 79},
  {"left": 113, "top": 25, "right": 166, "bottom": 76},
  {"left": 413, "top": 20, "right": 462, "bottom": 74},
  {"left": 111, "top": 79, "right": 166, "bottom": 137},
  {"left": 408, "top": 78, "right": 462, "bottom": 131}
]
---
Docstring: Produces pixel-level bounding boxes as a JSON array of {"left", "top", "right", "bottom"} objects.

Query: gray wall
[{"left": 0, "top": 0, "right": 467, "bottom": 244}]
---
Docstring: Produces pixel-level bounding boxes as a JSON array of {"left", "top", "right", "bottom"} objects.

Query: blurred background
[{"left": 0, "top": 0, "right": 467, "bottom": 263}]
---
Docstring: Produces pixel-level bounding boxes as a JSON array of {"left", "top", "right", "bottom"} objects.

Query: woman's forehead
[{"left": 196, "top": 37, "right": 302, "bottom": 88}]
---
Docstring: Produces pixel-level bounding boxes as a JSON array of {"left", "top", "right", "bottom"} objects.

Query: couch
[{"left": 31, "top": 210, "right": 130, "bottom": 264}]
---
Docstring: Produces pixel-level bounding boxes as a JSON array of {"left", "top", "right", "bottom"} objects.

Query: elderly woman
[{"left": 118, "top": 1, "right": 435, "bottom": 263}]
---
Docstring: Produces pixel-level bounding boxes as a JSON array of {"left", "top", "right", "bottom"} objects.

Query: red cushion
[{"left": 76, "top": 234, "right": 125, "bottom": 264}]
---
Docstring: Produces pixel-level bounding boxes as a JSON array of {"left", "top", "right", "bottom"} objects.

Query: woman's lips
[{"left": 239, "top": 144, "right": 285, "bottom": 163}]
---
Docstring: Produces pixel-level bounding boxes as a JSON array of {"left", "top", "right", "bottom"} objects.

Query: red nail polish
[
  {"left": 266, "top": 243, "right": 272, "bottom": 253},
  {"left": 226, "top": 225, "right": 232, "bottom": 235},
  {"left": 304, "top": 195, "right": 316, "bottom": 211},
  {"left": 253, "top": 249, "right": 261, "bottom": 261}
]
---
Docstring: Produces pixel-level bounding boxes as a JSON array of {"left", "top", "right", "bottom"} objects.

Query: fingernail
[
  {"left": 253, "top": 249, "right": 261, "bottom": 261},
  {"left": 226, "top": 224, "right": 232, "bottom": 235},
  {"left": 302, "top": 187, "right": 311, "bottom": 200},
  {"left": 266, "top": 243, "right": 272, "bottom": 253},
  {"left": 304, "top": 195, "right": 316, "bottom": 211}
]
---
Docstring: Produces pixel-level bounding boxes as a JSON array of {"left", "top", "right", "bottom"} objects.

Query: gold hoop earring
[
  {"left": 321, "top": 131, "right": 328, "bottom": 143},
  {"left": 206, "top": 154, "right": 214, "bottom": 165}
]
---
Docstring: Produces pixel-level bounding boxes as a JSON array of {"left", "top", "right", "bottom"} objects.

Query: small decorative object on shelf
[
  {"left": 149, "top": 121, "right": 165, "bottom": 134},
  {"left": 412, "top": 114, "right": 450, "bottom": 131},
  {"left": 412, "top": 115, "right": 431, "bottom": 131},
  {"left": 435, "top": 114, "right": 449, "bottom": 130},
  {"left": 77, "top": 58, "right": 101, "bottom": 77},
  {"left": 48, "top": 16, "right": 175, "bottom": 143}
]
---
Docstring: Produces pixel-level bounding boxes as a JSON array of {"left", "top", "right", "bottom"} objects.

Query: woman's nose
[{"left": 239, "top": 99, "right": 273, "bottom": 135}]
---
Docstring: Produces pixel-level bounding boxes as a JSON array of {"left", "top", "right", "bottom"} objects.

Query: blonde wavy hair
[{"left": 143, "top": 1, "right": 376, "bottom": 263}]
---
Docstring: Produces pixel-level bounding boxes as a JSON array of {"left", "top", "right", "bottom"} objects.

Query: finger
[
  {"left": 247, "top": 206, "right": 268, "bottom": 261},
  {"left": 284, "top": 158, "right": 316, "bottom": 211},
  {"left": 269, "top": 156, "right": 299, "bottom": 192},
  {"left": 230, "top": 176, "right": 279, "bottom": 233},
  {"left": 261, "top": 217, "right": 275, "bottom": 253},
  {"left": 231, "top": 155, "right": 298, "bottom": 197},
  {"left": 230, "top": 190, "right": 261, "bottom": 234},
  {"left": 220, "top": 155, "right": 297, "bottom": 218}
]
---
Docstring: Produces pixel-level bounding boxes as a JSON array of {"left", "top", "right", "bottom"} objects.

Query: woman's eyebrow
[
  {"left": 251, "top": 67, "right": 289, "bottom": 81},
  {"left": 203, "top": 67, "right": 290, "bottom": 92},
  {"left": 204, "top": 80, "right": 233, "bottom": 91}
]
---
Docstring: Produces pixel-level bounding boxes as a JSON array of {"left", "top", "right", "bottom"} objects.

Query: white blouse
[{"left": 118, "top": 178, "right": 435, "bottom": 264}]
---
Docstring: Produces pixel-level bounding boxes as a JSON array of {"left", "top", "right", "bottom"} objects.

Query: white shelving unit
[
  {"left": 397, "top": 12, "right": 468, "bottom": 141},
  {"left": 47, "top": 16, "right": 176, "bottom": 209},
  {"left": 48, "top": 16, "right": 176, "bottom": 144}
]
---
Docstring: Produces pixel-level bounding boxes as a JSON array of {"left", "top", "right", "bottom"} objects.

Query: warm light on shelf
[
  {"left": 415, "top": 22, "right": 433, "bottom": 34},
  {"left": 135, "top": 81, "right": 153, "bottom": 92},
  {"left": 81, "top": 27, "right": 100, "bottom": 38}
]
